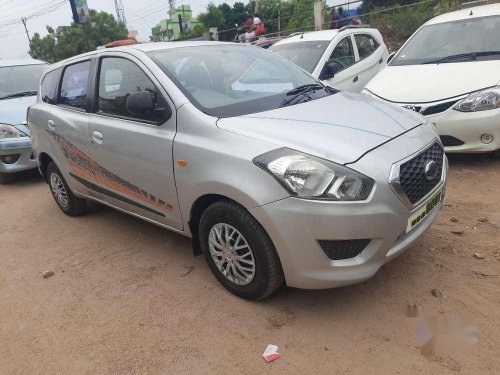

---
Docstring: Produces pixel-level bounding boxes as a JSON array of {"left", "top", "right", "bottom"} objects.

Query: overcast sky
[{"left": 0, "top": 0, "right": 353, "bottom": 59}]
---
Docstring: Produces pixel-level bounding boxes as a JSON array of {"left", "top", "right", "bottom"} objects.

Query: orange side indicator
[{"left": 177, "top": 160, "right": 188, "bottom": 167}]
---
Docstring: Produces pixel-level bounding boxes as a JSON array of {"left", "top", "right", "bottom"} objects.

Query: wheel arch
[
  {"left": 38, "top": 152, "right": 54, "bottom": 182},
  {"left": 189, "top": 194, "right": 243, "bottom": 256}
]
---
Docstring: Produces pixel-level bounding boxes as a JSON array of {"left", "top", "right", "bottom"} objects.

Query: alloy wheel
[
  {"left": 50, "top": 173, "right": 69, "bottom": 209},
  {"left": 208, "top": 223, "right": 256, "bottom": 285}
]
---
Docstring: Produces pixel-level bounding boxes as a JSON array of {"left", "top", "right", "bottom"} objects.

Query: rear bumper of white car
[{"left": 429, "top": 107, "right": 500, "bottom": 153}]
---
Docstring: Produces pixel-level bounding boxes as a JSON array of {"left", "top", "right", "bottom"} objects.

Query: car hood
[
  {"left": 0, "top": 95, "right": 36, "bottom": 135},
  {"left": 365, "top": 60, "right": 500, "bottom": 103},
  {"left": 217, "top": 91, "right": 422, "bottom": 165}
]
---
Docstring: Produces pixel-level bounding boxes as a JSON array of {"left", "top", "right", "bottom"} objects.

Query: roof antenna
[{"left": 470, "top": 10, "right": 473, "bottom": 16}]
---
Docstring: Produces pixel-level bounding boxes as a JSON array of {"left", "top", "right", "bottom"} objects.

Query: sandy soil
[{"left": 1, "top": 154, "right": 499, "bottom": 374}]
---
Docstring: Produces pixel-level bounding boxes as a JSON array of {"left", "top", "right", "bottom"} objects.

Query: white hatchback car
[
  {"left": 364, "top": 4, "right": 500, "bottom": 153},
  {"left": 270, "top": 27, "right": 389, "bottom": 92}
]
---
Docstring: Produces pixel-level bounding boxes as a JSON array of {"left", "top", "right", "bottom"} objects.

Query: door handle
[
  {"left": 47, "top": 120, "right": 55, "bottom": 130},
  {"left": 91, "top": 131, "right": 104, "bottom": 145},
  {"left": 353, "top": 76, "right": 359, "bottom": 83},
  {"left": 379, "top": 58, "right": 383, "bottom": 64}
]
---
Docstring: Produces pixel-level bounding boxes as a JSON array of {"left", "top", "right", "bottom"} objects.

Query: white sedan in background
[
  {"left": 363, "top": 4, "right": 500, "bottom": 153},
  {"left": 270, "top": 27, "right": 389, "bottom": 92}
]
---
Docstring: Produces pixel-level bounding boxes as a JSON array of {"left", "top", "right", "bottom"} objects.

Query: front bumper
[
  {"left": 428, "top": 107, "right": 500, "bottom": 153},
  {"left": 0, "top": 138, "right": 37, "bottom": 174},
  {"left": 251, "top": 128, "right": 446, "bottom": 289},
  {"left": 252, "top": 194, "right": 443, "bottom": 289}
]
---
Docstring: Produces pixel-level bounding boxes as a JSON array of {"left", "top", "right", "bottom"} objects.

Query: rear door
[
  {"left": 320, "top": 34, "right": 359, "bottom": 91},
  {"left": 87, "top": 53, "right": 182, "bottom": 230},
  {"left": 41, "top": 59, "right": 94, "bottom": 197},
  {"left": 352, "top": 32, "right": 387, "bottom": 90}
]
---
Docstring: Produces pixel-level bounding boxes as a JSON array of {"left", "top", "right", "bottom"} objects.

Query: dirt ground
[{"left": 1, "top": 154, "right": 499, "bottom": 374}]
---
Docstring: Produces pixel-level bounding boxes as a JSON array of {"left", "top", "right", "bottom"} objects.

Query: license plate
[{"left": 406, "top": 190, "right": 442, "bottom": 233}]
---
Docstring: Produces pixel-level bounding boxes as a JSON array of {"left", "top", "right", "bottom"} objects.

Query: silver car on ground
[
  {"left": 28, "top": 42, "right": 447, "bottom": 300},
  {"left": 0, "top": 59, "right": 47, "bottom": 183}
]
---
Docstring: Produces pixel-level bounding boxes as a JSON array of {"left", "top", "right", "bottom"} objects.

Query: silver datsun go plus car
[
  {"left": 0, "top": 59, "right": 47, "bottom": 183},
  {"left": 29, "top": 42, "right": 447, "bottom": 300}
]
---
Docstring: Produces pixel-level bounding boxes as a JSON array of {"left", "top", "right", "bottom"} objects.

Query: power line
[{"left": 0, "top": 0, "right": 67, "bottom": 30}]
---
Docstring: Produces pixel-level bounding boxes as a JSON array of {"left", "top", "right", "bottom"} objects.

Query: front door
[
  {"left": 321, "top": 35, "right": 359, "bottom": 91},
  {"left": 352, "top": 33, "right": 386, "bottom": 90},
  {"left": 87, "top": 55, "right": 182, "bottom": 230}
]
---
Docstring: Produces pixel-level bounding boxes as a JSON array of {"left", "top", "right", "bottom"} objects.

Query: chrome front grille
[{"left": 399, "top": 97, "right": 465, "bottom": 116}]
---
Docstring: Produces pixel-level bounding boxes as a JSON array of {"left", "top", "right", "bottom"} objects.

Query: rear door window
[
  {"left": 59, "top": 61, "right": 91, "bottom": 110},
  {"left": 354, "top": 34, "right": 380, "bottom": 60},
  {"left": 41, "top": 68, "right": 61, "bottom": 104}
]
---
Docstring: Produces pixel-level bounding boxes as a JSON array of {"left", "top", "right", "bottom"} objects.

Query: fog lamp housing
[{"left": 1, "top": 154, "right": 21, "bottom": 164}]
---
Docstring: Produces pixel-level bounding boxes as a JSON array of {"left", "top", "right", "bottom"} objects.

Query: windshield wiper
[
  {"left": 423, "top": 52, "right": 478, "bottom": 64},
  {"left": 281, "top": 83, "right": 332, "bottom": 108},
  {"left": 286, "top": 83, "right": 324, "bottom": 96},
  {"left": 0, "top": 91, "right": 38, "bottom": 100}
]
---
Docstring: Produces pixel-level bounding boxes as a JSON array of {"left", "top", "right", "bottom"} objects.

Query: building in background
[
  {"left": 151, "top": 4, "right": 200, "bottom": 41},
  {"left": 127, "top": 30, "right": 138, "bottom": 40}
]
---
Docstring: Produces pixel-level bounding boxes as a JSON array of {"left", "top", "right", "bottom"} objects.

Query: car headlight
[
  {"left": 454, "top": 87, "right": 500, "bottom": 112},
  {"left": 253, "top": 148, "right": 374, "bottom": 201},
  {"left": 0, "top": 124, "right": 28, "bottom": 140}
]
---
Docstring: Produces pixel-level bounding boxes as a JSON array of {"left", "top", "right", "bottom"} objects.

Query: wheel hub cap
[
  {"left": 50, "top": 173, "right": 69, "bottom": 209},
  {"left": 208, "top": 223, "right": 255, "bottom": 285}
]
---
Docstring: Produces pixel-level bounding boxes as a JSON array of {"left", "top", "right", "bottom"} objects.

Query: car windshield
[
  {"left": 149, "top": 45, "right": 333, "bottom": 117},
  {"left": 270, "top": 41, "right": 329, "bottom": 73},
  {"left": 0, "top": 64, "right": 46, "bottom": 100},
  {"left": 392, "top": 15, "right": 500, "bottom": 66}
]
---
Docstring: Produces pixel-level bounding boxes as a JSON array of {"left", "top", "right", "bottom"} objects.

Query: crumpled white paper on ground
[{"left": 262, "top": 344, "right": 281, "bottom": 362}]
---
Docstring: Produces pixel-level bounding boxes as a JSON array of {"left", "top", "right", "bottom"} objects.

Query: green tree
[
  {"left": 29, "top": 10, "right": 127, "bottom": 63},
  {"left": 198, "top": 2, "right": 225, "bottom": 28}
]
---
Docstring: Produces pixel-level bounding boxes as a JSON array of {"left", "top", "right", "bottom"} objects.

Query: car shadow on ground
[
  {"left": 446, "top": 151, "right": 499, "bottom": 166},
  {"left": 0, "top": 169, "right": 44, "bottom": 187},
  {"left": 83, "top": 194, "right": 416, "bottom": 311}
]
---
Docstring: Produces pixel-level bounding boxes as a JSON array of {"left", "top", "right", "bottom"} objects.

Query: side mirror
[
  {"left": 387, "top": 51, "right": 397, "bottom": 64},
  {"left": 320, "top": 61, "right": 340, "bottom": 80},
  {"left": 126, "top": 91, "right": 172, "bottom": 123},
  {"left": 126, "top": 91, "right": 154, "bottom": 116}
]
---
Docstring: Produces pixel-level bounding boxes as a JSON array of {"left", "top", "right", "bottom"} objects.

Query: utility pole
[
  {"left": 21, "top": 17, "right": 31, "bottom": 45},
  {"left": 313, "top": 1, "right": 324, "bottom": 31},
  {"left": 278, "top": 2, "right": 281, "bottom": 35},
  {"left": 255, "top": 0, "right": 260, "bottom": 13},
  {"left": 114, "top": 0, "right": 127, "bottom": 26}
]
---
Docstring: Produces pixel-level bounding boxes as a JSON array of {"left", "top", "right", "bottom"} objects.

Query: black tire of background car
[
  {"left": 0, "top": 172, "right": 14, "bottom": 184},
  {"left": 47, "top": 162, "right": 86, "bottom": 217},
  {"left": 199, "top": 200, "right": 284, "bottom": 300}
]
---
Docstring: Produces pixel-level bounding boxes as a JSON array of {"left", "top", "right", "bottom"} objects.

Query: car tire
[
  {"left": 0, "top": 172, "right": 14, "bottom": 184},
  {"left": 199, "top": 200, "right": 284, "bottom": 300},
  {"left": 47, "top": 162, "right": 86, "bottom": 216}
]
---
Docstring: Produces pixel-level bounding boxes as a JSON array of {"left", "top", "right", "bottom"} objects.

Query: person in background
[
  {"left": 238, "top": 14, "right": 254, "bottom": 42},
  {"left": 244, "top": 13, "right": 265, "bottom": 43},
  {"left": 337, "top": 7, "right": 351, "bottom": 28},
  {"left": 329, "top": 7, "right": 340, "bottom": 29}
]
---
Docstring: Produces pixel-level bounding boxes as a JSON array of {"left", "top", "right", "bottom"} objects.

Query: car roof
[
  {"left": 46, "top": 41, "right": 242, "bottom": 71},
  {"left": 0, "top": 58, "right": 46, "bottom": 67},
  {"left": 273, "top": 28, "right": 376, "bottom": 46},
  {"left": 425, "top": 3, "right": 500, "bottom": 25}
]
